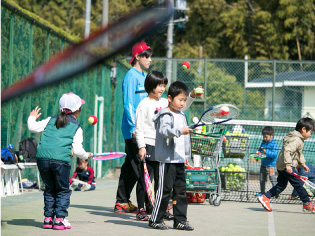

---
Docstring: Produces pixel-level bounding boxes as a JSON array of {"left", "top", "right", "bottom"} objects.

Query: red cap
[{"left": 129, "top": 42, "right": 151, "bottom": 64}]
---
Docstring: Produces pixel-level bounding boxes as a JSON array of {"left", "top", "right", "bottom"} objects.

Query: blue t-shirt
[
  {"left": 259, "top": 138, "right": 279, "bottom": 167},
  {"left": 121, "top": 68, "right": 148, "bottom": 140}
]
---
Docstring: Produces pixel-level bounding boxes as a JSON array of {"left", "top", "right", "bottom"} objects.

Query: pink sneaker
[
  {"left": 43, "top": 217, "right": 54, "bottom": 229},
  {"left": 53, "top": 218, "right": 71, "bottom": 230},
  {"left": 257, "top": 194, "right": 272, "bottom": 212}
]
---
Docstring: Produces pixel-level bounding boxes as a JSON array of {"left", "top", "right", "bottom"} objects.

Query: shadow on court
[
  {"left": 2, "top": 219, "right": 42, "bottom": 228},
  {"left": 1, "top": 179, "right": 314, "bottom": 236}
]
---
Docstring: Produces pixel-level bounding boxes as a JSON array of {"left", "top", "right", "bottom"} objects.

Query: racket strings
[{"left": 201, "top": 106, "right": 238, "bottom": 123}]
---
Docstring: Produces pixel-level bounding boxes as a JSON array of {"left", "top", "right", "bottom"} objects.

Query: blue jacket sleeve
[
  {"left": 122, "top": 72, "right": 138, "bottom": 130},
  {"left": 265, "top": 140, "right": 278, "bottom": 159}
]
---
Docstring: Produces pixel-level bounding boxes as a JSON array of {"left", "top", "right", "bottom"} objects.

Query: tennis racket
[
  {"left": 143, "top": 159, "right": 155, "bottom": 206},
  {"left": 190, "top": 104, "right": 239, "bottom": 129},
  {"left": 292, "top": 172, "right": 315, "bottom": 191},
  {"left": 249, "top": 152, "right": 267, "bottom": 160},
  {"left": 93, "top": 152, "right": 126, "bottom": 161},
  {"left": 1, "top": 0, "right": 174, "bottom": 102}
]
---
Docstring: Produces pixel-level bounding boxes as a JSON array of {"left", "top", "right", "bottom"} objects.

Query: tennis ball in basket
[
  {"left": 88, "top": 115, "right": 97, "bottom": 125},
  {"left": 182, "top": 61, "right": 190, "bottom": 69},
  {"left": 194, "top": 87, "right": 204, "bottom": 96},
  {"left": 220, "top": 106, "right": 230, "bottom": 116}
]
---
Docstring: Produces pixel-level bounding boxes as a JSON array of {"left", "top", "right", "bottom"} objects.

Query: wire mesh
[
  {"left": 3, "top": 2, "right": 315, "bottom": 191},
  {"left": 214, "top": 120, "right": 315, "bottom": 204}
]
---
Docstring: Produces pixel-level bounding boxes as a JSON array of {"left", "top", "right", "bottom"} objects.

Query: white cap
[{"left": 59, "top": 92, "right": 85, "bottom": 113}]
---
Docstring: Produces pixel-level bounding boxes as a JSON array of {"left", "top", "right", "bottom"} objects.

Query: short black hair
[
  {"left": 295, "top": 117, "right": 315, "bottom": 132},
  {"left": 77, "top": 158, "right": 88, "bottom": 165},
  {"left": 262, "top": 126, "right": 274, "bottom": 136},
  {"left": 131, "top": 48, "right": 153, "bottom": 66},
  {"left": 145, "top": 71, "right": 168, "bottom": 94},
  {"left": 168, "top": 81, "right": 189, "bottom": 99}
]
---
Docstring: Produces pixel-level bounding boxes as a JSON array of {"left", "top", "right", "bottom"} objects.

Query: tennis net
[{"left": 209, "top": 119, "right": 315, "bottom": 204}]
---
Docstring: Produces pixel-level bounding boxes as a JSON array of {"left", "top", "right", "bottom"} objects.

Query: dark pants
[
  {"left": 116, "top": 138, "right": 149, "bottom": 209},
  {"left": 37, "top": 159, "right": 72, "bottom": 218},
  {"left": 150, "top": 163, "right": 187, "bottom": 224},
  {"left": 265, "top": 169, "right": 310, "bottom": 203},
  {"left": 260, "top": 166, "right": 277, "bottom": 194}
]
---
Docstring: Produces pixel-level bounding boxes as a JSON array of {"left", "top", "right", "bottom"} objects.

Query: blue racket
[{"left": 190, "top": 104, "right": 239, "bottom": 129}]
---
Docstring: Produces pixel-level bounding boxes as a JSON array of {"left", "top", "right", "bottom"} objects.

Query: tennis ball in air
[
  {"left": 182, "top": 61, "right": 190, "bottom": 69},
  {"left": 220, "top": 106, "right": 230, "bottom": 116},
  {"left": 194, "top": 87, "right": 204, "bottom": 96},
  {"left": 88, "top": 115, "right": 97, "bottom": 125}
]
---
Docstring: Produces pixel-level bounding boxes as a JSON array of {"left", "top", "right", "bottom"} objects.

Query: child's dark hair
[
  {"left": 131, "top": 48, "right": 153, "bottom": 66},
  {"left": 145, "top": 71, "right": 168, "bottom": 94},
  {"left": 262, "top": 126, "right": 274, "bottom": 136},
  {"left": 77, "top": 158, "right": 88, "bottom": 165},
  {"left": 295, "top": 117, "right": 315, "bottom": 132},
  {"left": 55, "top": 107, "right": 81, "bottom": 129},
  {"left": 168, "top": 81, "right": 189, "bottom": 98}
]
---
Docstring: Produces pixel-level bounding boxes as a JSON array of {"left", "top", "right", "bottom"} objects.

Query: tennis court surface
[{"left": 1, "top": 179, "right": 314, "bottom": 236}]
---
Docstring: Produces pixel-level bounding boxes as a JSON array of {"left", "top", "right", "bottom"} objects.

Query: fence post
[
  {"left": 204, "top": 58, "right": 207, "bottom": 110},
  {"left": 7, "top": 12, "right": 15, "bottom": 146},
  {"left": 244, "top": 55, "right": 248, "bottom": 116},
  {"left": 44, "top": 32, "right": 50, "bottom": 118},
  {"left": 27, "top": 23, "right": 33, "bottom": 137},
  {"left": 272, "top": 60, "right": 276, "bottom": 121},
  {"left": 172, "top": 59, "right": 177, "bottom": 82}
]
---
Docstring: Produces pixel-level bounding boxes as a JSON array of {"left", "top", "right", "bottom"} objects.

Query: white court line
[{"left": 268, "top": 211, "right": 276, "bottom": 236}]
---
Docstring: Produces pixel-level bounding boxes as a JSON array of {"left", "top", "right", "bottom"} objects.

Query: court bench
[{"left": 1, "top": 163, "right": 41, "bottom": 197}]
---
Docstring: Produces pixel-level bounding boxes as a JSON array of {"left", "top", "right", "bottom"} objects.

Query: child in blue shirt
[{"left": 258, "top": 126, "right": 279, "bottom": 194}]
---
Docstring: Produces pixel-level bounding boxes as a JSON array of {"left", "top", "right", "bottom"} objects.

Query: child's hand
[
  {"left": 285, "top": 165, "right": 293, "bottom": 174},
  {"left": 182, "top": 126, "right": 193, "bottom": 135},
  {"left": 184, "top": 159, "right": 191, "bottom": 168},
  {"left": 190, "top": 86, "right": 204, "bottom": 98},
  {"left": 301, "top": 164, "right": 309, "bottom": 172},
  {"left": 260, "top": 147, "right": 266, "bottom": 153},
  {"left": 30, "top": 106, "right": 42, "bottom": 119},
  {"left": 138, "top": 147, "right": 146, "bottom": 161},
  {"left": 87, "top": 152, "right": 93, "bottom": 158}
]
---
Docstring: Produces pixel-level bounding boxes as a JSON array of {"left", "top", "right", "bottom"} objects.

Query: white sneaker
[{"left": 53, "top": 218, "right": 71, "bottom": 230}]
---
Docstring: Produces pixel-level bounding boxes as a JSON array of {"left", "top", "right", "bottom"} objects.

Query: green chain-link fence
[
  {"left": 1, "top": 3, "right": 124, "bottom": 181},
  {"left": 3, "top": 1, "right": 315, "bottom": 186},
  {"left": 116, "top": 57, "right": 315, "bottom": 126}
]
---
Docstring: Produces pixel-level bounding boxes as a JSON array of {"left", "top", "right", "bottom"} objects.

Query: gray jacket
[{"left": 152, "top": 107, "right": 191, "bottom": 163}]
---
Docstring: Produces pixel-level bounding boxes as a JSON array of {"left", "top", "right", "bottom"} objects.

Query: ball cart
[{"left": 186, "top": 133, "right": 224, "bottom": 206}]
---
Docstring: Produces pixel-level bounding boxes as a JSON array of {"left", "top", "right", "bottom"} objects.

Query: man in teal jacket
[{"left": 114, "top": 42, "right": 153, "bottom": 214}]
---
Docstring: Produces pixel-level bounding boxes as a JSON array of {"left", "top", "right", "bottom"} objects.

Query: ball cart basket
[{"left": 186, "top": 133, "right": 224, "bottom": 206}]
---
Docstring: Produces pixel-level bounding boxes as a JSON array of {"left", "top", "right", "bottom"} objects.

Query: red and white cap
[
  {"left": 128, "top": 42, "right": 151, "bottom": 64},
  {"left": 59, "top": 92, "right": 85, "bottom": 113}
]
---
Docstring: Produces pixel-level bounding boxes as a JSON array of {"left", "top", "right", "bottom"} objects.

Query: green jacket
[{"left": 36, "top": 115, "right": 80, "bottom": 164}]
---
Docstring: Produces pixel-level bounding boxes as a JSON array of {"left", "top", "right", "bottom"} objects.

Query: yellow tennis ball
[
  {"left": 88, "top": 115, "right": 97, "bottom": 125},
  {"left": 194, "top": 87, "right": 204, "bottom": 96}
]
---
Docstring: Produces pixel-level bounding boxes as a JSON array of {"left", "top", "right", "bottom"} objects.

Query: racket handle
[{"left": 189, "top": 123, "right": 204, "bottom": 129}]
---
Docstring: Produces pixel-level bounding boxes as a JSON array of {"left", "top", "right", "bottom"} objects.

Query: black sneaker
[
  {"left": 174, "top": 221, "right": 194, "bottom": 231},
  {"left": 163, "top": 211, "right": 174, "bottom": 220},
  {"left": 149, "top": 220, "right": 169, "bottom": 230},
  {"left": 136, "top": 208, "right": 149, "bottom": 221}
]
